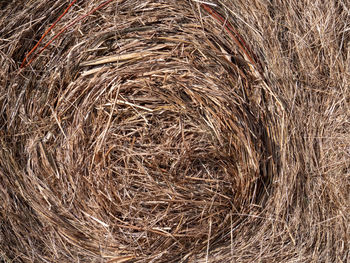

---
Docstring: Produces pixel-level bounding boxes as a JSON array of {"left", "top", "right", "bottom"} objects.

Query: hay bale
[{"left": 0, "top": 0, "right": 349, "bottom": 262}]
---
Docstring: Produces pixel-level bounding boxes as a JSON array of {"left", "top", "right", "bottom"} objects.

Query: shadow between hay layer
[{"left": 0, "top": 0, "right": 349, "bottom": 262}]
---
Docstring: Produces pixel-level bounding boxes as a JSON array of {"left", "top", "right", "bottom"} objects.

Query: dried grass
[{"left": 0, "top": 0, "right": 349, "bottom": 262}]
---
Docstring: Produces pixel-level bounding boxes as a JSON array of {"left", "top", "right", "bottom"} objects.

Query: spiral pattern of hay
[{"left": 1, "top": 0, "right": 349, "bottom": 262}]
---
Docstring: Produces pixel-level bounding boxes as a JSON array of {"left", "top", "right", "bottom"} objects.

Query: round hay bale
[{"left": 0, "top": 0, "right": 349, "bottom": 262}]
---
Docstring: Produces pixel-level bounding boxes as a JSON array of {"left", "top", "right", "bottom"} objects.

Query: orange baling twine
[
  {"left": 200, "top": 3, "right": 263, "bottom": 74},
  {"left": 21, "top": 1, "right": 261, "bottom": 72},
  {"left": 20, "top": 0, "right": 115, "bottom": 69}
]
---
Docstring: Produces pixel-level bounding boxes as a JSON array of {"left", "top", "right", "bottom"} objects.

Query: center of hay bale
[{"left": 27, "top": 53, "right": 271, "bottom": 258}]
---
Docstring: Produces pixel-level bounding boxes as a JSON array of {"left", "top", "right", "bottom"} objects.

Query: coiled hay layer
[{"left": 0, "top": 0, "right": 349, "bottom": 262}]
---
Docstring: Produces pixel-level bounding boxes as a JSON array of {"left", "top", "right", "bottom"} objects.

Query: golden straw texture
[{"left": 0, "top": 0, "right": 349, "bottom": 262}]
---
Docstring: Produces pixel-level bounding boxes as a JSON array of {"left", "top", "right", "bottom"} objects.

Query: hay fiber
[{"left": 0, "top": 0, "right": 349, "bottom": 262}]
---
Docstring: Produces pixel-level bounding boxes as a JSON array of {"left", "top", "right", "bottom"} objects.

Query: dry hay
[{"left": 0, "top": 0, "right": 349, "bottom": 262}]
